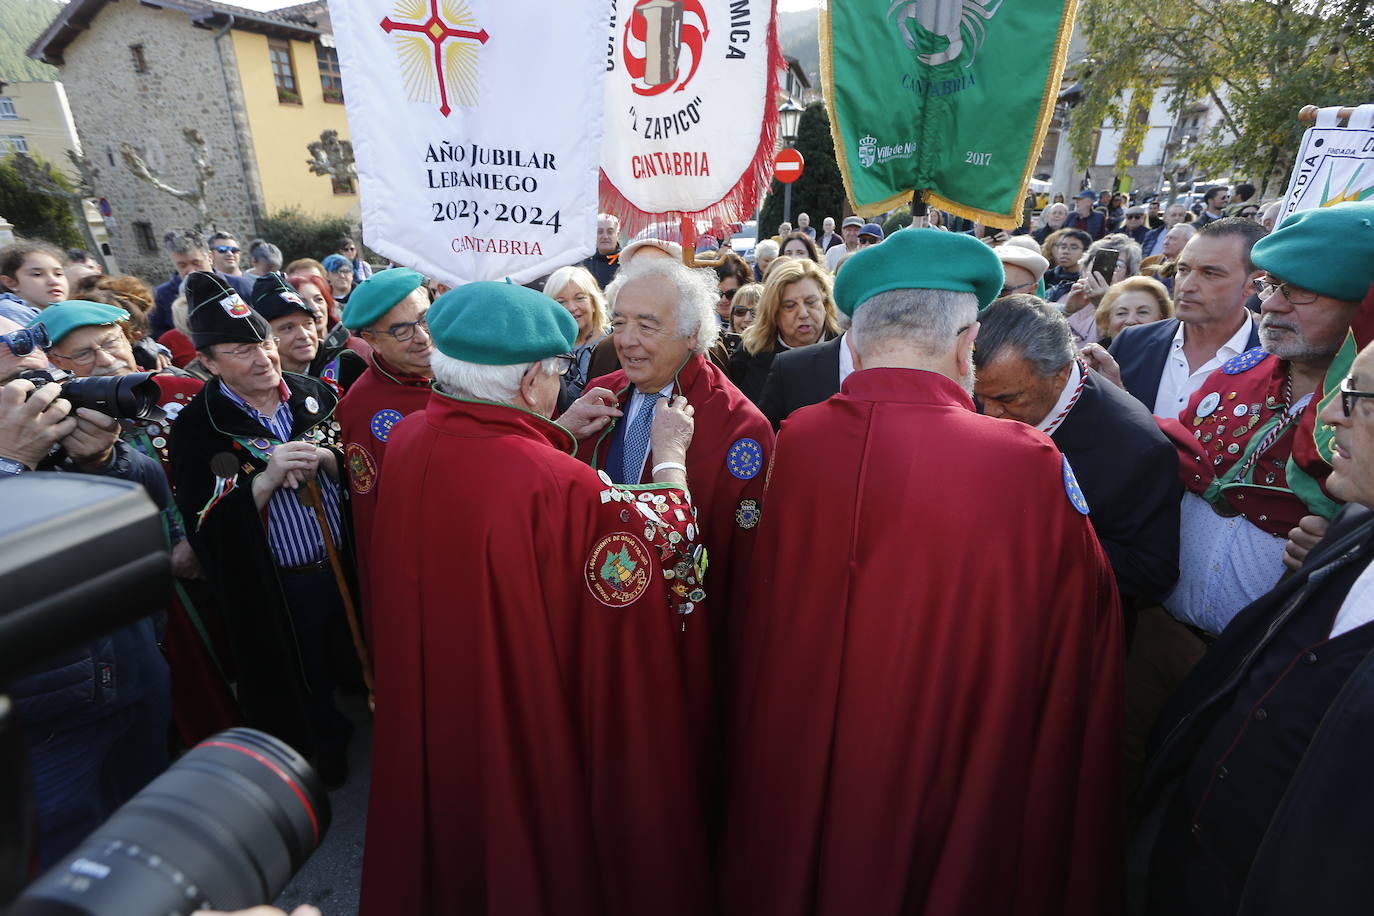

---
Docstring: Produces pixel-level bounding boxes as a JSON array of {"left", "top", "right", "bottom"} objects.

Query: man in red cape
[
  {"left": 335, "top": 268, "right": 434, "bottom": 637},
  {"left": 720, "top": 229, "right": 1123, "bottom": 916},
  {"left": 362, "top": 281, "right": 715, "bottom": 915}
]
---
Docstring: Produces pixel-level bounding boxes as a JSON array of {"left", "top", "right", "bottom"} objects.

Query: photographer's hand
[
  {"left": 194, "top": 906, "right": 322, "bottom": 916},
  {"left": 0, "top": 378, "right": 78, "bottom": 469},
  {"left": 61, "top": 407, "right": 121, "bottom": 471}
]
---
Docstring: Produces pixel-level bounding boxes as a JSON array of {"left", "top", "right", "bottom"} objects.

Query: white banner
[
  {"left": 330, "top": 0, "right": 608, "bottom": 285},
  {"left": 599, "top": 0, "right": 781, "bottom": 224},
  {"left": 1278, "top": 103, "right": 1374, "bottom": 222}
]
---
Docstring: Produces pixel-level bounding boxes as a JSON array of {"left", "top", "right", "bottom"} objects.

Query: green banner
[{"left": 821, "top": 0, "right": 1077, "bottom": 228}]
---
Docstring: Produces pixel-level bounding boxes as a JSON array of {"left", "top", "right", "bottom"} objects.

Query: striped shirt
[{"left": 221, "top": 382, "right": 344, "bottom": 569}]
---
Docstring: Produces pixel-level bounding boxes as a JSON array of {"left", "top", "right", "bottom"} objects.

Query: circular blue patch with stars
[
  {"left": 370, "top": 409, "right": 404, "bottom": 442},
  {"left": 726, "top": 438, "right": 763, "bottom": 480},
  {"left": 1062, "top": 455, "right": 1090, "bottom": 515},
  {"left": 1223, "top": 347, "right": 1268, "bottom": 375}
]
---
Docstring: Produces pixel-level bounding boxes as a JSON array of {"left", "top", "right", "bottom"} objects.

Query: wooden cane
[{"left": 301, "top": 476, "right": 376, "bottom": 710}]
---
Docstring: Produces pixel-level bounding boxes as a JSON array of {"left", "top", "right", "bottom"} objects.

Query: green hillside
[
  {"left": 0, "top": 0, "right": 61, "bottom": 82},
  {"left": 777, "top": 8, "right": 821, "bottom": 89}
]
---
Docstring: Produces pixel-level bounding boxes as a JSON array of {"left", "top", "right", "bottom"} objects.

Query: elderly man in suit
[
  {"left": 1085, "top": 218, "right": 1263, "bottom": 417},
  {"left": 974, "top": 295, "right": 1181, "bottom": 619}
]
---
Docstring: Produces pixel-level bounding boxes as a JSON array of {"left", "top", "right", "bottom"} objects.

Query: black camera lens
[
  {"left": 60, "top": 372, "right": 164, "bottom": 422},
  {"left": 8, "top": 728, "right": 330, "bottom": 915}
]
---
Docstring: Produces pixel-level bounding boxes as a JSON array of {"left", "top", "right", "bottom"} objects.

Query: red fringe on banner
[{"left": 597, "top": 4, "right": 786, "bottom": 238}]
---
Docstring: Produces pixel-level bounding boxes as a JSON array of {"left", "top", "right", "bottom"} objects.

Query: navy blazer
[
  {"left": 1108, "top": 318, "right": 1262, "bottom": 413},
  {"left": 1140, "top": 225, "right": 1168, "bottom": 257},
  {"left": 1052, "top": 369, "right": 1180, "bottom": 605}
]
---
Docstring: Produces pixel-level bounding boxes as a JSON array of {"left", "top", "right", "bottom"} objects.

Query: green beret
[
  {"left": 342, "top": 268, "right": 426, "bottom": 330},
  {"left": 29, "top": 300, "right": 130, "bottom": 346},
  {"left": 1252, "top": 202, "right": 1374, "bottom": 303},
  {"left": 428, "top": 280, "right": 576, "bottom": 366},
  {"left": 833, "top": 228, "right": 1005, "bottom": 316}
]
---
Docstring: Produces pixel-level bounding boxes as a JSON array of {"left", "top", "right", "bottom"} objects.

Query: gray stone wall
[{"left": 56, "top": 2, "right": 256, "bottom": 284}]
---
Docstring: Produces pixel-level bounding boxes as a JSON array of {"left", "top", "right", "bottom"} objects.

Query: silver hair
[
  {"left": 248, "top": 239, "right": 284, "bottom": 270},
  {"left": 430, "top": 351, "right": 560, "bottom": 404},
  {"left": 1084, "top": 233, "right": 1143, "bottom": 277},
  {"left": 972, "top": 296, "right": 1076, "bottom": 377},
  {"left": 596, "top": 212, "right": 620, "bottom": 228},
  {"left": 754, "top": 239, "right": 779, "bottom": 260},
  {"left": 604, "top": 255, "right": 720, "bottom": 352},
  {"left": 850, "top": 288, "right": 979, "bottom": 358},
  {"left": 163, "top": 227, "right": 207, "bottom": 256}
]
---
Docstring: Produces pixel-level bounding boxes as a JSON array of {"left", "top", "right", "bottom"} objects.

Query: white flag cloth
[
  {"left": 599, "top": 0, "right": 782, "bottom": 228},
  {"left": 1278, "top": 104, "right": 1374, "bottom": 221},
  {"left": 329, "top": 0, "right": 607, "bottom": 285}
]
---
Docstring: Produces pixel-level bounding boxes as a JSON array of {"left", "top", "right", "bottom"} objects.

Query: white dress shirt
[
  {"left": 1331, "top": 556, "right": 1374, "bottom": 638},
  {"left": 838, "top": 332, "right": 856, "bottom": 386},
  {"left": 1035, "top": 360, "right": 1081, "bottom": 435},
  {"left": 1152, "top": 314, "right": 1254, "bottom": 419}
]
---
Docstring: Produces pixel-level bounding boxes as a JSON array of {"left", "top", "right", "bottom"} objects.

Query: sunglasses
[
  {"left": 718, "top": 287, "right": 738, "bottom": 301},
  {"left": 731, "top": 306, "right": 756, "bottom": 318},
  {"left": 2, "top": 325, "right": 50, "bottom": 356},
  {"left": 213, "top": 245, "right": 240, "bottom": 254}
]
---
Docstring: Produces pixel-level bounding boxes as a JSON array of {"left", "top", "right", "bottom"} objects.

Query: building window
[
  {"left": 331, "top": 175, "right": 356, "bottom": 195},
  {"left": 317, "top": 44, "right": 344, "bottom": 103},
  {"left": 131, "top": 44, "right": 147, "bottom": 72},
  {"left": 133, "top": 221, "right": 158, "bottom": 253},
  {"left": 0, "top": 99, "right": 16, "bottom": 120},
  {"left": 0, "top": 136, "right": 29, "bottom": 155},
  {"left": 269, "top": 40, "right": 300, "bottom": 104}
]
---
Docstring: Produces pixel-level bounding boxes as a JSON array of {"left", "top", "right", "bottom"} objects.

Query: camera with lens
[
  {"left": 1, "top": 474, "right": 330, "bottom": 915},
  {"left": 17, "top": 367, "right": 166, "bottom": 423}
]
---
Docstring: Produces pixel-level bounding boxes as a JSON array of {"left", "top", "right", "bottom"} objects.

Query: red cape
[
  {"left": 720, "top": 369, "right": 1123, "bottom": 916},
  {"left": 361, "top": 392, "right": 715, "bottom": 916},
  {"left": 335, "top": 354, "right": 432, "bottom": 638}
]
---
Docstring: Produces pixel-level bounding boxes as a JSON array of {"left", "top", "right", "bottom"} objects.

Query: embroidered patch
[
  {"left": 220, "top": 292, "right": 251, "bottom": 318},
  {"left": 370, "top": 408, "right": 404, "bottom": 442},
  {"left": 726, "top": 437, "right": 763, "bottom": 480},
  {"left": 585, "top": 533, "right": 653, "bottom": 608},
  {"left": 346, "top": 442, "right": 377, "bottom": 494},
  {"left": 323, "top": 357, "right": 341, "bottom": 382},
  {"left": 1222, "top": 347, "right": 1267, "bottom": 375},
  {"left": 1062, "top": 456, "right": 1090, "bottom": 515},
  {"left": 735, "top": 498, "right": 761, "bottom": 529}
]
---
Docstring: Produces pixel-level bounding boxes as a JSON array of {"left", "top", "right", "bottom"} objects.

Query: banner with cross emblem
[{"left": 329, "top": 0, "right": 608, "bottom": 284}]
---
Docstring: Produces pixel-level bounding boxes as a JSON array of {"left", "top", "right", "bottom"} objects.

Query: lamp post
[{"left": 778, "top": 99, "right": 804, "bottom": 224}]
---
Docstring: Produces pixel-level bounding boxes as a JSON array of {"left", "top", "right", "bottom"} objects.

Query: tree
[
  {"left": 258, "top": 207, "right": 355, "bottom": 264},
  {"left": 0, "top": 154, "right": 82, "bottom": 249},
  {"left": 758, "top": 102, "right": 846, "bottom": 235},
  {"left": 1071, "top": 0, "right": 1374, "bottom": 197},
  {"left": 121, "top": 128, "right": 216, "bottom": 231}
]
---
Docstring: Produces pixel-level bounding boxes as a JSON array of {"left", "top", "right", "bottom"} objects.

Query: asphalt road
[{"left": 275, "top": 690, "right": 373, "bottom": 916}]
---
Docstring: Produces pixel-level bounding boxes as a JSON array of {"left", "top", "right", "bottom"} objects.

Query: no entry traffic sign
[{"left": 775, "top": 148, "right": 805, "bottom": 184}]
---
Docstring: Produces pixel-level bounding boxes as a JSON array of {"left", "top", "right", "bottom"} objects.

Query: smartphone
[{"left": 1089, "top": 248, "right": 1119, "bottom": 281}]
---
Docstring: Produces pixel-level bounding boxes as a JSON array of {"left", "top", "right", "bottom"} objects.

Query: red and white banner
[
  {"left": 599, "top": 0, "right": 784, "bottom": 231},
  {"left": 330, "top": 0, "right": 607, "bottom": 284}
]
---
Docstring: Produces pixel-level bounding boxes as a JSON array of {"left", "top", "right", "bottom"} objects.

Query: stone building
[{"left": 29, "top": 0, "right": 355, "bottom": 282}]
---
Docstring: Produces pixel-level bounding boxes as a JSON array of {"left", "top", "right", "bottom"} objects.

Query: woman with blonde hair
[
  {"left": 728, "top": 258, "right": 842, "bottom": 404},
  {"left": 1093, "top": 275, "right": 1173, "bottom": 346},
  {"left": 544, "top": 264, "right": 610, "bottom": 407}
]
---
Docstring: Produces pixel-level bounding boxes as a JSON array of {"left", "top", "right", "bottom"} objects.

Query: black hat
[
  {"left": 187, "top": 271, "right": 269, "bottom": 349},
  {"left": 251, "top": 271, "right": 314, "bottom": 322}
]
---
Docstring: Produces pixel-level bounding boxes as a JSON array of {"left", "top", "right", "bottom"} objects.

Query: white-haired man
[
  {"left": 361, "top": 280, "right": 713, "bottom": 916},
  {"left": 578, "top": 256, "right": 774, "bottom": 668},
  {"left": 721, "top": 229, "right": 1123, "bottom": 916},
  {"left": 582, "top": 212, "right": 622, "bottom": 289}
]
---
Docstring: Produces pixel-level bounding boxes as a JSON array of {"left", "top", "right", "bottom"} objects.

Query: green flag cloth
[{"left": 821, "top": 0, "right": 1076, "bottom": 228}]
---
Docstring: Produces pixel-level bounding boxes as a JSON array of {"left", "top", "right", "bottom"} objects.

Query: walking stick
[{"left": 301, "top": 476, "right": 375, "bottom": 711}]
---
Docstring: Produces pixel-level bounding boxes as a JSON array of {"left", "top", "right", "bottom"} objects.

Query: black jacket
[
  {"left": 1108, "top": 318, "right": 1261, "bottom": 412},
  {"left": 1129, "top": 504, "right": 1374, "bottom": 916},
  {"left": 728, "top": 341, "right": 787, "bottom": 406},
  {"left": 1052, "top": 370, "right": 1180, "bottom": 606},
  {"left": 169, "top": 373, "right": 353, "bottom": 757},
  {"left": 757, "top": 335, "right": 844, "bottom": 429}
]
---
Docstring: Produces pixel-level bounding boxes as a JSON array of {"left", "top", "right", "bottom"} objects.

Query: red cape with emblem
[
  {"left": 335, "top": 353, "right": 432, "bottom": 638},
  {"left": 719, "top": 369, "right": 1123, "bottom": 916},
  {"left": 360, "top": 391, "right": 714, "bottom": 916}
]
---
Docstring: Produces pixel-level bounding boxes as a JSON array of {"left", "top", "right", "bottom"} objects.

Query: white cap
[{"left": 994, "top": 244, "right": 1049, "bottom": 282}]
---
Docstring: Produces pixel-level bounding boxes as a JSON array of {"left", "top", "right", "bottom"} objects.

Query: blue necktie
[{"left": 620, "top": 391, "right": 662, "bottom": 484}]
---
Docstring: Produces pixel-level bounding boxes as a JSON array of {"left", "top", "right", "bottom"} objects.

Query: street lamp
[{"left": 778, "top": 99, "right": 804, "bottom": 146}]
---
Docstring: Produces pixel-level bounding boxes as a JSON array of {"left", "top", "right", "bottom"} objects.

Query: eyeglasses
[
  {"left": 718, "top": 287, "right": 738, "bottom": 301},
  {"left": 1126, "top": 214, "right": 1144, "bottom": 220},
  {"left": 1252, "top": 277, "right": 1319, "bottom": 306},
  {"left": 366, "top": 314, "right": 429, "bottom": 343},
  {"left": 858, "top": 236, "right": 881, "bottom": 246},
  {"left": 999, "top": 280, "right": 1037, "bottom": 298},
  {"left": 218, "top": 338, "right": 279, "bottom": 360},
  {"left": 1, "top": 325, "right": 50, "bottom": 356},
  {"left": 1340, "top": 375, "right": 1374, "bottom": 417},
  {"left": 212, "top": 245, "right": 241, "bottom": 254},
  {"left": 553, "top": 352, "right": 578, "bottom": 377},
  {"left": 731, "top": 306, "right": 756, "bottom": 318},
  {"left": 52, "top": 334, "right": 126, "bottom": 366}
]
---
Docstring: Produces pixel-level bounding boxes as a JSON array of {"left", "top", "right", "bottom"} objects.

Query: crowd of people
[{"left": 3, "top": 183, "right": 1374, "bottom": 916}]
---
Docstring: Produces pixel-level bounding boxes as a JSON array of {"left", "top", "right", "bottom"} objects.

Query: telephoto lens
[
  {"left": 60, "top": 372, "right": 165, "bottom": 422},
  {"left": 8, "top": 728, "right": 330, "bottom": 915}
]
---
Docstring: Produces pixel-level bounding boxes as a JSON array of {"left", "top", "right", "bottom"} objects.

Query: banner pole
[
  {"left": 783, "top": 183, "right": 793, "bottom": 225},
  {"left": 1298, "top": 105, "right": 1356, "bottom": 123}
]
